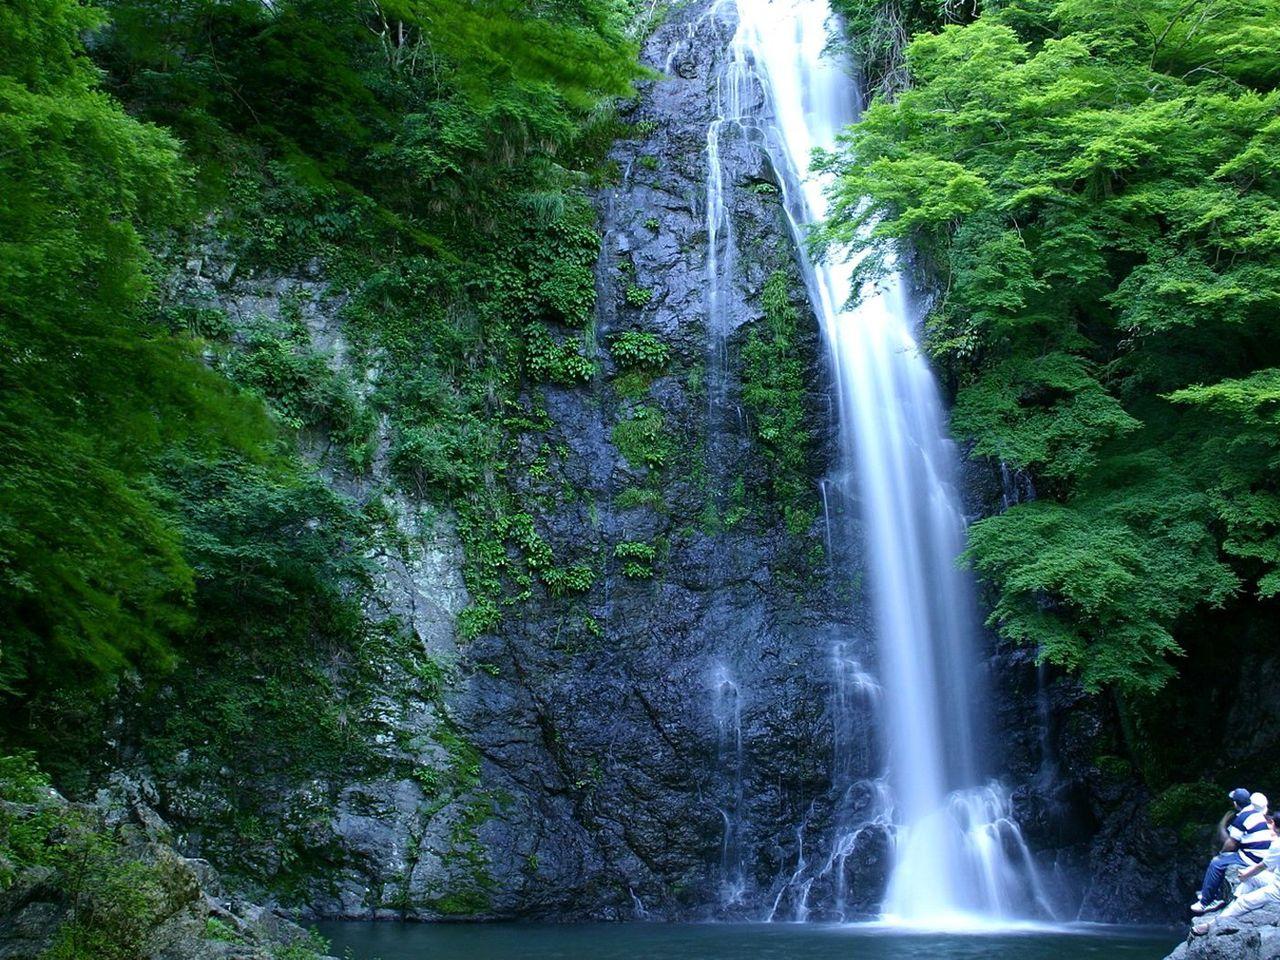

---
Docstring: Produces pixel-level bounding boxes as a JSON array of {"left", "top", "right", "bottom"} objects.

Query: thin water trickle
[
  {"left": 699, "top": 0, "right": 1051, "bottom": 925},
  {"left": 712, "top": 665, "right": 747, "bottom": 906}
]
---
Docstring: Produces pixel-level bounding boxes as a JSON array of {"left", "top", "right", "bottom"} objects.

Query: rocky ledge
[
  {"left": 1165, "top": 904, "right": 1280, "bottom": 960},
  {"left": 0, "top": 773, "right": 334, "bottom": 960}
]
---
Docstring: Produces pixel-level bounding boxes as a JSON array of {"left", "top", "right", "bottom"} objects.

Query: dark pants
[{"left": 1200, "top": 853, "right": 1239, "bottom": 904}]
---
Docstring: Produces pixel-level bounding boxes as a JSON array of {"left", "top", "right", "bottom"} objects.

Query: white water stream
[{"left": 696, "top": 0, "right": 1053, "bottom": 927}]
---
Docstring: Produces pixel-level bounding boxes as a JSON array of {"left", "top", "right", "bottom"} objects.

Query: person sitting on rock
[
  {"left": 1192, "top": 788, "right": 1272, "bottom": 915},
  {"left": 1193, "top": 809, "right": 1280, "bottom": 936}
]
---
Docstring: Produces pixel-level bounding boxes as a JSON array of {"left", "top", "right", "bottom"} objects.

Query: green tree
[
  {"left": 0, "top": 0, "right": 269, "bottom": 698},
  {"left": 822, "top": 0, "right": 1280, "bottom": 691}
]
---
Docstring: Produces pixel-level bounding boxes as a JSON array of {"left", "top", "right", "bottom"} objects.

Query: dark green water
[{"left": 313, "top": 922, "right": 1181, "bottom": 960}]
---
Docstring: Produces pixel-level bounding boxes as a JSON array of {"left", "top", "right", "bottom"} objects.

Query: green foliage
[
  {"left": 224, "top": 306, "right": 376, "bottom": 470},
  {"left": 741, "top": 272, "right": 818, "bottom": 534},
  {"left": 526, "top": 324, "right": 597, "bottom": 384},
  {"left": 614, "top": 540, "right": 656, "bottom": 578},
  {"left": 42, "top": 849, "right": 168, "bottom": 960},
  {"left": 966, "top": 452, "right": 1235, "bottom": 692},
  {"left": 81, "top": 0, "right": 642, "bottom": 649},
  {"left": 541, "top": 563, "right": 596, "bottom": 596},
  {"left": 624, "top": 283, "right": 654, "bottom": 307},
  {"left": 951, "top": 356, "right": 1140, "bottom": 483},
  {"left": 336, "top": 193, "right": 612, "bottom": 635},
  {"left": 829, "top": 0, "right": 972, "bottom": 94},
  {"left": 611, "top": 330, "right": 669, "bottom": 371},
  {"left": 1169, "top": 372, "right": 1280, "bottom": 598},
  {"left": 125, "top": 454, "right": 382, "bottom": 892},
  {"left": 0, "top": 753, "right": 61, "bottom": 888},
  {"left": 0, "top": 0, "right": 278, "bottom": 701},
  {"left": 612, "top": 405, "right": 669, "bottom": 470},
  {"left": 1, "top": 753, "right": 231, "bottom": 960},
  {"left": 824, "top": 0, "right": 1280, "bottom": 692},
  {"left": 1149, "top": 780, "right": 1226, "bottom": 842},
  {"left": 0, "top": 751, "right": 326, "bottom": 960},
  {"left": 426, "top": 888, "right": 493, "bottom": 916},
  {"left": 643, "top": 216, "right": 661, "bottom": 231},
  {"left": 614, "top": 485, "right": 664, "bottom": 510},
  {"left": 2, "top": 0, "right": 646, "bottom": 916},
  {"left": 270, "top": 931, "right": 332, "bottom": 960},
  {"left": 204, "top": 918, "right": 239, "bottom": 943},
  {"left": 95, "top": 0, "right": 643, "bottom": 220}
]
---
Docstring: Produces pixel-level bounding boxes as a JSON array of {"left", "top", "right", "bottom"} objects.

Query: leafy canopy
[
  {"left": 0, "top": 0, "right": 272, "bottom": 698},
  {"left": 823, "top": 0, "right": 1280, "bottom": 691}
]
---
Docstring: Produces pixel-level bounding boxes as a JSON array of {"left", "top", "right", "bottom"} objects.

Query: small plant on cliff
[
  {"left": 643, "top": 216, "right": 661, "bottom": 231},
  {"left": 525, "top": 323, "right": 597, "bottom": 385},
  {"left": 612, "top": 405, "right": 669, "bottom": 470},
  {"left": 615, "top": 485, "right": 664, "bottom": 510},
  {"left": 741, "top": 270, "right": 817, "bottom": 534},
  {"left": 615, "top": 540, "right": 656, "bottom": 578},
  {"left": 542, "top": 562, "right": 597, "bottom": 596},
  {"left": 624, "top": 283, "right": 654, "bottom": 308},
  {"left": 611, "top": 331, "right": 669, "bottom": 372}
]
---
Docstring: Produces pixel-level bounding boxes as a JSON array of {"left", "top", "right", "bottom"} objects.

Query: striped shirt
[{"left": 1229, "top": 806, "right": 1272, "bottom": 865}]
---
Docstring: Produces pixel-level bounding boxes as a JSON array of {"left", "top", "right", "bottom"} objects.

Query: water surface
[{"left": 314, "top": 921, "right": 1180, "bottom": 960}]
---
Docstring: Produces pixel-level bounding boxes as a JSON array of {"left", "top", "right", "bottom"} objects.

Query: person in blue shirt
[{"left": 1192, "top": 788, "right": 1272, "bottom": 915}]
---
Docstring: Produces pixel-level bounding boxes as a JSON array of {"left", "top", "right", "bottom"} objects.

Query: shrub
[
  {"left": 611, "top": 331, "right": 669, "bottom": 372},
  {"left": 612, "top": 406, "right": 669, "bottom": 470},
  {"left": 225, "top": 315, "right": 376, "bottom": 470},
  {"left": 542, "top": 562, "right": 596, "bottom": 596},
  {"left": 525, "top": 323, "right": 596, "bottom": 384},
  {"left": 390, "top": 424, "right": 483, "bottom": 498},
  {"left": 615, "top": 541, "right": 656, "bottom": 578},
  {"left": 624, "top": 283, "right": 654, "bottom": 307}
]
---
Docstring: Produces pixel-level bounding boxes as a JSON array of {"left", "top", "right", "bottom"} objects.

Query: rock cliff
[{"left": 102, "top": 0, "right": 1170, "bottom": 927}]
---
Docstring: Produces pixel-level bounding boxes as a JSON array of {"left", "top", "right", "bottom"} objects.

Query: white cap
[{"left": 1252, "top": 792, "right": 1269, "bottom": 812}]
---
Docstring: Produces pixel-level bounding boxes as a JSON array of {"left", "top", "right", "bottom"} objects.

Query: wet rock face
[
  {"left": 137, "top": 0, "right": 1127, "bottom": 926},
  {"left": 144, "top": 0, "right": 878, "bottom": 923},
  {"left": 443, "top": 0, "right": 878, "bottom": 920}
]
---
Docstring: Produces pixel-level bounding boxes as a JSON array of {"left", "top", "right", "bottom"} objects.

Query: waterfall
[
  {"left": 711, "top": 664, "right": 747, "bottom": 905},
  {"left": 697, "top": 0, "right": 1050, "bottom": 926}
]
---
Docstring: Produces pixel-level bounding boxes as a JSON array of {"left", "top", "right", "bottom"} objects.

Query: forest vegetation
[
  {"left": 4, "top": 0, "right": 1280, "bottom": 947},
  {"left": 824, "top": 0, "right": 1280, "bottom": 788},
  {"left": 1, "top": 0, "right": 644, "bottom": 948},
  {"left": 2, "top": 0, "right": 643, "bottom": 728}
]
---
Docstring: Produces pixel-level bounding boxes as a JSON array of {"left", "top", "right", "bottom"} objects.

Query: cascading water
[
  {"left": 696, "top": 0, "right": 1053, "bottom": 926},
  {"left": 711, "top": 665, "right": 747, "bottom": 905}
]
